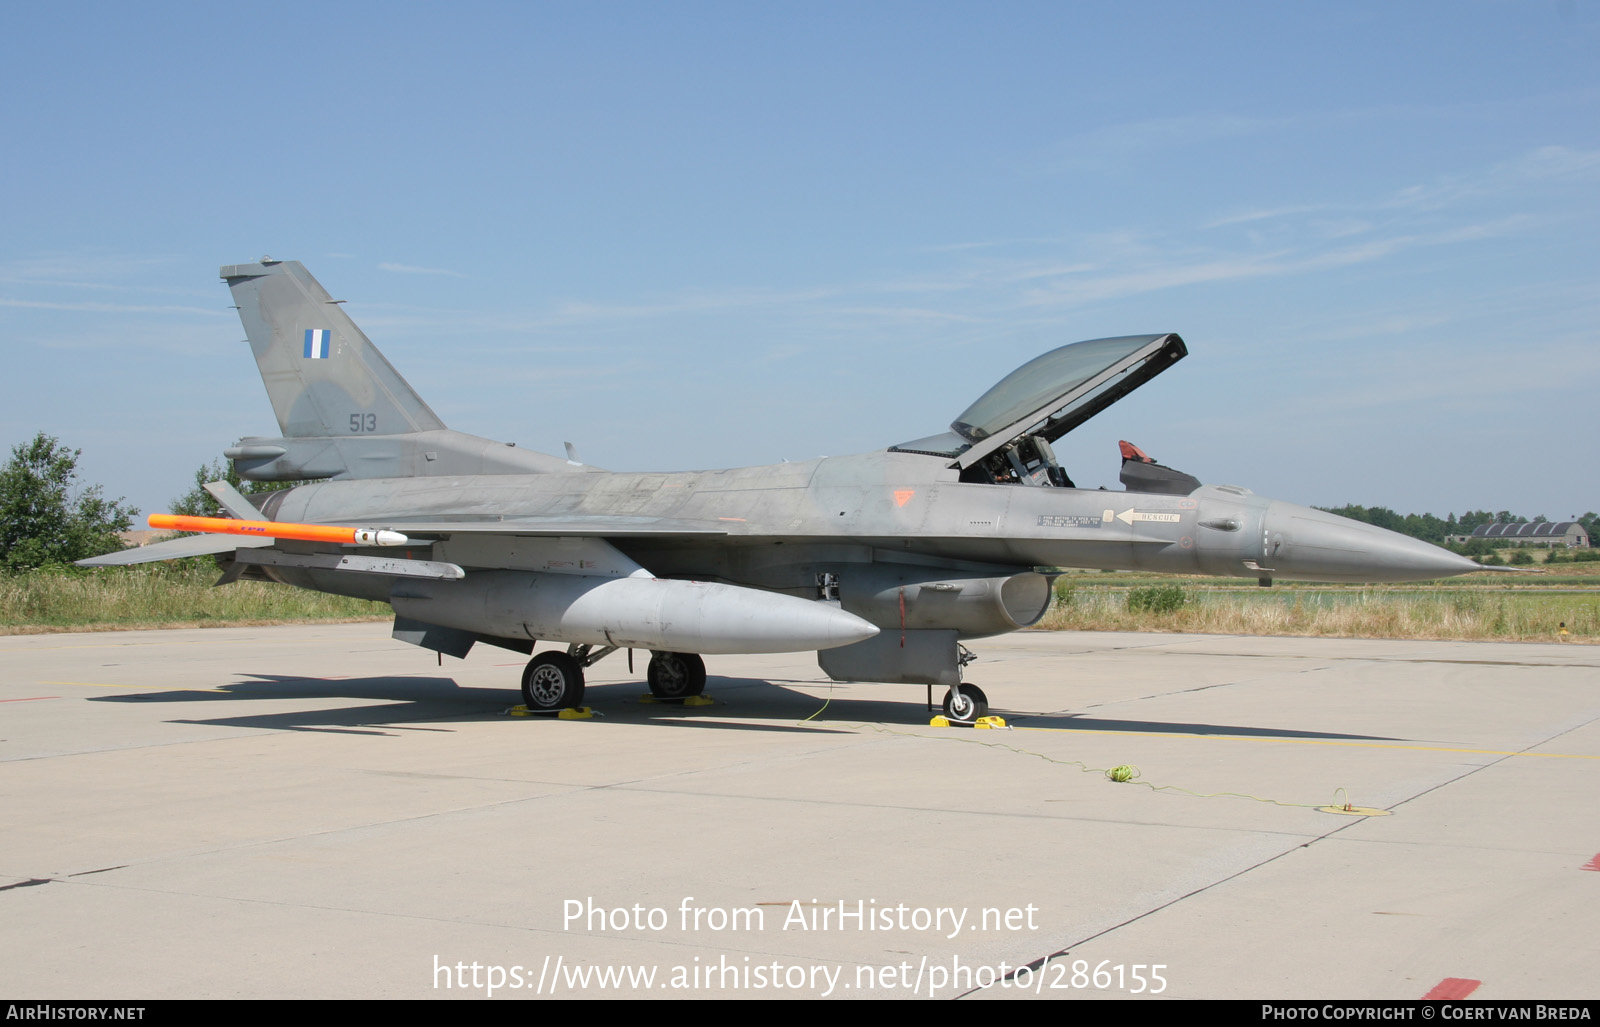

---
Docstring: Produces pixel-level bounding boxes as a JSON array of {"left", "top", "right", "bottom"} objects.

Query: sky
[{"left": 2, "top": 2, "right": 1596, "bottom": 523}]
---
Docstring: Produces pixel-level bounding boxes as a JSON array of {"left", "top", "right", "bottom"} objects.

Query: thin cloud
[
  {"left": 1051, "top": 112, "right": 1295, "bottom": 170},
  {"left": 547, "top": 284, "right": 843, "bottom": 323},
  {"left": 1202, "top": 205, "right": 1326, "bottom": 230},
  {"left": 1384, "top": 145, "right": 1600, "bottom": 211},
  {"left": 0, "top": 253, "right": 176, "bottom": 280},
  {"left": 827, "top": 306, "right": 984, "bottom": 324},
  {"left": 1307, "top": 340, "right": 1600, "bottom": 414},
  {"left": 378, "top": 262, "right": 468, "bottom": 278},
  {"left": 1308, "top": 218, "right": 1374, "bottom": 239},
  {"left": 919, "top": 236, "right": 1068, "bottom": 253},
  {"left": 0, "top": 253, "right": 202, "bottom": 297},
  {"left": 1017, "top": 220, "right": 1521, "bottom": 308},
  {"left": 0, "top": 298, "right": 228, "bottom": 316},
  {"left": 1499, "top": 144, "right": 1600, "bottom": 180}
]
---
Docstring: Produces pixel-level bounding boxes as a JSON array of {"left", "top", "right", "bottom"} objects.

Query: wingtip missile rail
[{"left": 148, "top": 514, "right": 409, "bottom": 547}]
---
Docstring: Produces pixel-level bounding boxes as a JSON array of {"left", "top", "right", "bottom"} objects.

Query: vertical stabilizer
[{"left": 221, "top": 260, "right": 446, "bottom": 438}]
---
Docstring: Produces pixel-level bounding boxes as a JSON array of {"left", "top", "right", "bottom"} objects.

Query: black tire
[
  {"left": 942, "top": 683, "right": 988, "bottom": 724},
  {"left": 521, "top": 651, "right": 585, "bottom": 711},
  {"left": 646, "top": 651, "right": 707, "bottom": 699}
]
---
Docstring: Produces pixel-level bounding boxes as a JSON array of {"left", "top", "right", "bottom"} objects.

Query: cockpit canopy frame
[{"left": 890, "top": 333, "right": 1187, "bottom": 470}]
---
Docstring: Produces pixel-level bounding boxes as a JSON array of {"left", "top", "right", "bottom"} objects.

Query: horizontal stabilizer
[
  {"left": 75, "top": 534, "right": 275, "bottom": 567},
  {"left": 203, "top": 480, "right": 261, "bottom": 520}
]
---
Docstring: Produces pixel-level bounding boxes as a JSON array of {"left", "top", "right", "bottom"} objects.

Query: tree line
[
  {"left": 0, "top": 433, "right": 136, "bottom": 572},
  {"left": 1316, "top": 505, "right": 1600, "bottom": 550},
  {"left": 0, "top": 433, "right": 297, "bottom": 573}
]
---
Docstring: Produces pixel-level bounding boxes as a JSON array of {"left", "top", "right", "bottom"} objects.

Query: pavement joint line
[
  {"left": 1381, "top": 711, "right": 1600, "bottom": 819},
  {"left": 20, "top": 787, "right": 591, "bottom": 881},
  {"left": 41, "top": 680, "right": 231, "bottom": 693},
  {"left": 989, "top": 676, "right": 1593, "bottom": 993},
  {"left": 959, "top": 793, "right": 1379, "bottom": 999},
  {"left": 603, "top": 782, "right": 1328, "bottom": 833},
  {"left": 8, "top": 872, "right": 871, "bottom": 968},
  {"left": 0, "top": 708, "right": 493, "bottom": 764},
  {"left": 15, "top": 737, "right": 969, "bottom": 875},
  {"left": 1011, "top": 724, "right": 1600, "bottom": 759}
]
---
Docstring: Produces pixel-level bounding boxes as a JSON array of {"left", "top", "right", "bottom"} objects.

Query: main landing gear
[
  {"left": 518, "top": 645, "right": 707, "bottom": 711},
  {"left": 646, "top": 651, "right": 706, "bottom": 699},
  {"left": 521, "top": 651, "right": 586, "bottom": 711}
]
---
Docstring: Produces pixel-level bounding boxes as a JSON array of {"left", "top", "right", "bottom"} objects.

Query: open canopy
[{"left": 892, "top": 333, "right": 1186, "bottom": 469}]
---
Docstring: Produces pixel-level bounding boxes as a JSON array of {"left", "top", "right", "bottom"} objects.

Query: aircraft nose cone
[{"left": 1264, "top": 502, "right": 1482, "bottom": 582}]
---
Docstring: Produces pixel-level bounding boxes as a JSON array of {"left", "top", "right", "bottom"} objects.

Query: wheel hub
[
  {"left": 657, "top": 661, "right": 686, "bottom": 691},
  {"left": 529, "top": 667, "right": 565, "bottom": 705}
]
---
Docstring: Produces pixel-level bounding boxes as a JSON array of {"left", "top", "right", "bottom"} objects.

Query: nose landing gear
[{"left": 941, "top": 683, "right": 988, "bottom": 724}]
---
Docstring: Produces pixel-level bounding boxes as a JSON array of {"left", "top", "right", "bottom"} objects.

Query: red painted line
[
  {"left": 1582, "top": 854, "right": 1600, "bottom": 872},
  {"left": 0, "top": 696, "right": 59, "bottom": 703},
  {"left": 1424, "top": 978, "right": 1482, "bottom": 1000}
]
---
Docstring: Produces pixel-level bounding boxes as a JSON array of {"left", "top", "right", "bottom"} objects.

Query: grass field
[
  {"left": 1043, "top": 566, "right": 1598, "bottom": 643},
  {"left": 0, "top": 561, "right": 387, "bottom": 633},
  {"left": 2, "top": 558, "right": 1595, "bottom": 643}
]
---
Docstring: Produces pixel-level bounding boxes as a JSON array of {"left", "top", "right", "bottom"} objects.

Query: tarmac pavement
[{"left": 2, "top": 623, "right": 1596, "bottom": 1000}]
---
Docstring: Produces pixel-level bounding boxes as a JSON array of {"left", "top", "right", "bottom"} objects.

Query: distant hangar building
[{"left": 1446, "top": 522, "right": 1591, "bottom": 547}]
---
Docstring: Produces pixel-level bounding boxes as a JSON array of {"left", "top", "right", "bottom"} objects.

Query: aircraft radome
[{"left": 81, "top": 260, "right": 1481, "bottom": 723}]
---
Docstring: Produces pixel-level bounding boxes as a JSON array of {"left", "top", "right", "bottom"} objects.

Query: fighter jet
[{"left": 80, "top": 259, "right": 1480, "bottom": 722}]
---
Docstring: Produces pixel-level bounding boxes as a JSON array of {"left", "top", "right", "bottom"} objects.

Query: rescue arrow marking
[{"left": 1115, "top": 509, "right": 1181, "bottom": 525}]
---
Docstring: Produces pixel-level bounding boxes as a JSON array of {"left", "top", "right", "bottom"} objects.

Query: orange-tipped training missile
[{"left": 149, "top": 514, "right": 409, "bottom": 547}]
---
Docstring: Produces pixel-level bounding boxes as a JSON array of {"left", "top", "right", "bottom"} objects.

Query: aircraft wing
[
  {"left": 362, "top": 516, "right": 730, "bottom": 539},
  {"left": 76, "top": 534, "right": 276, "bottom": 567}
]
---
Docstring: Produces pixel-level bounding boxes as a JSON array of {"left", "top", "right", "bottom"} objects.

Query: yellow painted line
[
  {"left": 41, "top": 680, "right": 231, "bottom": 694},
  {"left": 1012, "top": 725, "right": 1600, "bottom": 760}
]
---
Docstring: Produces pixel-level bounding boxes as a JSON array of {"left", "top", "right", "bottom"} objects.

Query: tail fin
[
  {"left": 221, "top": 259, "right": 445, "bottom": 438},
  {"left": 220, "top": 259, "right": 582, "bottom": 482}
]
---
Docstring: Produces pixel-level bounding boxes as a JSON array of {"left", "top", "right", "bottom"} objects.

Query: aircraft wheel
[
  {"left": 647, "top": 651, "right": 707, "bottom": 699},
  {"left": 522, "top": 651, "right": 585, "bottom": 711},
  {"left": 942, "top": 683, "right": 988, "bottom": 724}
]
